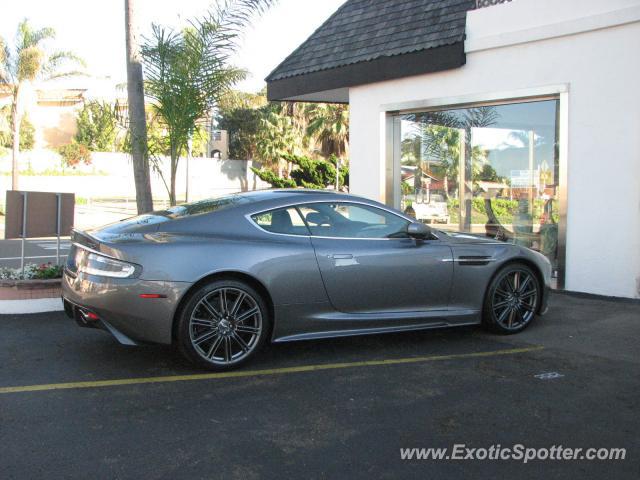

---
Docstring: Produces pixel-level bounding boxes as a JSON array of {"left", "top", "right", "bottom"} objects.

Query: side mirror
[{"left": 407, "top": 222, "right": 432, "bottom": 239}]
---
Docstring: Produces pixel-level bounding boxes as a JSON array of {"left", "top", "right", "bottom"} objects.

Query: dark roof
[{"left": 266, "top": 0, "right": 476, "bottom": 101}]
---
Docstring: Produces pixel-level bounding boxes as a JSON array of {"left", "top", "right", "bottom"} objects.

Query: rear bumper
[{"left": 62, "top": 270, "right": 191, "bottom": 345}]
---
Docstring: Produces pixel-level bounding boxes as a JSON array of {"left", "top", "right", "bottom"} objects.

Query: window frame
[
  {"left": 385, "top": 85, "right": 568, "bottom": 289},
  {"left": 246, "top": 200, "right": 419, "bottom": 241}
]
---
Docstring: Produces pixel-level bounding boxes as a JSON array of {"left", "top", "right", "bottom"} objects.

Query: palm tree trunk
[
  {"left": 170, "top": 155, "right": 177, "bottom": 206},
  {"left": 10, "top": 85, "right": 21, "bottom": 191},
  {"left": 125, "top": 0, "right": 154, "bottom": 213},
  {"left": 443, "top": 175, "right": 449, "bottom": 200}
]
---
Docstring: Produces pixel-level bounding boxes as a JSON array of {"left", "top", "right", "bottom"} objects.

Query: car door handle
[{"left": 329, "top": 254, "right": 353, "bottom": 260}]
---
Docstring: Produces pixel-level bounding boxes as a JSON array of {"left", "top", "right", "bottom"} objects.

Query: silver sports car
[{"left": 63, "top": 189, "right": 551, "bottom": 370}]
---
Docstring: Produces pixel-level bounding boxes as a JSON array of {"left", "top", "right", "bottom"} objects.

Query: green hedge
[{"left": 446, "top": 198, "right": 559, "bottom": 225}]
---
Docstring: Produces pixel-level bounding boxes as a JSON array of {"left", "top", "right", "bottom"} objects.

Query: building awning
[{"left": 266, "top": 0, "right": 476, "bottom": 103}]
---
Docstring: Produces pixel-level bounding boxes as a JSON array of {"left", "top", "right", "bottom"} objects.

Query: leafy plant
[
  {"left": 75, "top": 101, "right": 118, "bottom": 151},
  {"left": 252, "top": 154, "right": 348, "bottom": 190},
  {"left": 305, "top": 103, "right": 349, "bottom": 158},
  {"left": 0, "top": 19, "right": 85, "bottom": 189},
  {"left": 0, "top": 113, "right": 35, "bottom": 151},
  {"left": 141, "top": 0, "right": 277, "bottom": 205},
  {"left": 215, "top": 89, "right": 351, "bottom": 168},
  {"left": 58, "top": 142, "right": 92, "bottom": 168},
  {"left": 0, "top": 263, "right": 63, "bottom": 280}
]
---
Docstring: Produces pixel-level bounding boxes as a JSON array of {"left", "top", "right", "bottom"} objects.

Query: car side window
[
  {"left": 298, "top": 203, "right": 410, "bottom": 239},
  {"left": 251, "top": 207, "right": 310, "bottom": 236}
]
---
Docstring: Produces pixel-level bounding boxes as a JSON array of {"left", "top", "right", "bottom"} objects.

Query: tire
[
  {"left": 177, "top": 279, "right": 270, "bottom": 371},
  {"left": 482, "top": 263, "right": 541, "bottom": 334}
]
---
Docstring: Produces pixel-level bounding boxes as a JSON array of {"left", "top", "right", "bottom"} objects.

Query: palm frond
[
  {"left": 45, "top": 69, "right": 88, "bottom": 81},
  {"left": 45, "top": 50, "right": 86, "bottom": 72},
  {"left": 17, "top": 20, "right": 55, "bottom": 49},
  {"left": 0, "top": 36, "right": 12, "bottom": 84}
]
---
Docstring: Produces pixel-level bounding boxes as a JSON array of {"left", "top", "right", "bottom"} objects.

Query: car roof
[{"left": 224, "top": 188, "right": 377, "bottom": 208}]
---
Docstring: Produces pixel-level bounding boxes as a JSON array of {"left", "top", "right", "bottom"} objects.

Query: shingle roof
[{"left": 266, "top": 0, "right": 476, "bottom": 82}]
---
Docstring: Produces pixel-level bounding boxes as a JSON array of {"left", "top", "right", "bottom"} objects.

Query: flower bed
[
  {"left": 0, "top": 264, "right": 63, "bottom": 301},
  {"left": 0, "top": 263, "right": 64, "bottom": 280}
]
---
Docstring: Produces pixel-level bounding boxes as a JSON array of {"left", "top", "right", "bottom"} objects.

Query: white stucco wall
[{"left": 348, "top": 0, "right": 640, "bottom": 298}]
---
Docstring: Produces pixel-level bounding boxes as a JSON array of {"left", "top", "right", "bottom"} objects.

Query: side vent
[{"left": 457, "top": 256, "right": 493, "bottom": 266}]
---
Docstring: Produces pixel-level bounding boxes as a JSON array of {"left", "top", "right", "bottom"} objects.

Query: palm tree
[
  {"left": 305, "top": 103, "right": 349, "bottom": 158},
  {"left": 0, "top": 20, "right": 84, "bottom": 190},
  {"left": 422, "top": 125, "right": 460, "bottom": 199},
  {"left": 142, "top": 0, "right": 277, "bottom": 205},
  {"left": 125, "top": 0, "right": 154, "bottom": 213}
]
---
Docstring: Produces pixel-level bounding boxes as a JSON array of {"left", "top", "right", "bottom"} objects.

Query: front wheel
[
  {"left": 177, "top": 279, "right": 270, "bottom": 370},
  {"left": 483, "top": 263, "right": 540, "bottom": 334}
]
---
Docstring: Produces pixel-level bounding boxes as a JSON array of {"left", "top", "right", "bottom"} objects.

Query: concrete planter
[{"left": 0, "top": 278, "right": 62, "bottom": 300}]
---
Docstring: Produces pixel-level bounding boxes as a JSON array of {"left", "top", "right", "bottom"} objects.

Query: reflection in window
[
  {"left": 398, "top": 100, "right": 560, "bottom": 280},
  {"left": 300, "top": 203, "right": 409, "bottom": 238},
  {"left": 161, "top": 194, "right": 254, "bottom": 218}
]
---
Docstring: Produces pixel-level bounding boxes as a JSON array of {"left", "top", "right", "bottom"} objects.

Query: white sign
[{"left": 510, "top": 169, "right": 540, "bottom": 188}]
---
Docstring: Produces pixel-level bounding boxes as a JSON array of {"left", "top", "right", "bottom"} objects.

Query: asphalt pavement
[
  {"left": 0, "top": 237, "right": 71, "bottom": 269},
  {"left": 0, "top": 293, "right": 638, "bottom": 479}
]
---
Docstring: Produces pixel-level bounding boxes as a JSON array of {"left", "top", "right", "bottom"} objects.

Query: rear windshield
[{"left": 157, "top": 194, "right": 255, "bottom": 219}]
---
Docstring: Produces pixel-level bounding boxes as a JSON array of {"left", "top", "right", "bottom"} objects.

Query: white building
[{"left": 266, "top": 0, "right": 640, "bottom": 299}]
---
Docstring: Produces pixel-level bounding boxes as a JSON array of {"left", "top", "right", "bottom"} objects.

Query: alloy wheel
[
  {"left": 189, "top": 287, "right": 262, "bottom": 365},
  {"left": 491, "top": 269, "right": 538, "bottom": 331}
]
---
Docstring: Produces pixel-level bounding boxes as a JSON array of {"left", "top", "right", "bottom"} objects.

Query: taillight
[{"left": 74, "top": 247, "right": 140, "bottom": 279}]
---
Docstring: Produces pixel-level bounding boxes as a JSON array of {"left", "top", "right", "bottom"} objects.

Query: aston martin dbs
[{"left": 62, "top": 189, "right": 551, "bottom": 370}]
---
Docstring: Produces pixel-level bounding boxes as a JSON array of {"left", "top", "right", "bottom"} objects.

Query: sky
[{"left": 1, "top": 0, "right": 346, "bottom": 93}]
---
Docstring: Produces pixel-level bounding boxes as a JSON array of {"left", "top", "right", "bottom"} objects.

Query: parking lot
[{"left": 1, "top": 293, "right": 638, "bottom": 479}]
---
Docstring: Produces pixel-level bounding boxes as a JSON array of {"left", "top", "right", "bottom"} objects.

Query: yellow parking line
[{"left": 0, "top": 345, "right": 544, "bottom": 395}]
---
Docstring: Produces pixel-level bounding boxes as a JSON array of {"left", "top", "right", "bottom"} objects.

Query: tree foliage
[
  {"left": 216, "top": 89, "right": 267, "bottom": 159},
  {"left": 141, "top": 0, "right": 277, "bottom": 204},
  {"left": 0, "top": 108, "right": 34, "bottom": 150},
  {"left": 0, "top": 19, "right": 84, "bottom": 187},
  {"left": 305, "top": 103, "right": 349, "bottom": 158},
  {"left": 58, "top": 142, "right": 92, "bottom": 168},
  {"left": 216, "top": 90, "right": 351, "bottom": 171},
  {"left": 75, "top": 101, "right": 118, "bottom": 151},
  {"left": 252, "top": 154, "right": 348, "bottom": 190}
]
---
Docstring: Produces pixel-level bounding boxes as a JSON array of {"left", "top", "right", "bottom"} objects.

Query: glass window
[
  {"left": 396, "top": 99, "right": 561, "bottom": 284},
  {"left": 251, "top": 207, "right": 309, "bottom": 236},
  {"left": 299, "top": 203, "right": 410, "bottom": 238}
]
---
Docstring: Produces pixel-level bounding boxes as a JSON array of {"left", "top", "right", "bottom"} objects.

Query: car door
[{"left": 300, "top": 202, "right": 453, "bottom": 314}]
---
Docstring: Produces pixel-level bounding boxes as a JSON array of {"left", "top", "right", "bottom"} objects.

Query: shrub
[
  {"left": 58, "top": 142, "right": 92, "bottom": 168},
  {"left": 75, "top": 101, "right": 118, "bottom": 151},
  {"left": 0, "top": 113, "right": 35, "bottom": 151},
  {"left": 0, "top": 263, "right": 63, "bottom": 280},
  {"left": 251, "top": 154, "right": 349, "bottom": 190}
]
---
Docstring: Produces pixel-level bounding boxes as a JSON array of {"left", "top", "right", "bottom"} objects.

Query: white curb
[{"left": 0, "top": 298, "right": 64, "bottom": 314}]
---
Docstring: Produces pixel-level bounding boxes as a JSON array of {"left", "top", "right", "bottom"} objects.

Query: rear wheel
[
  {"left": 177, "top": 279, "right": 270, "bottom": 370},
  {"left": 483, "top": 263, "right": 540, "bottom": 334}
]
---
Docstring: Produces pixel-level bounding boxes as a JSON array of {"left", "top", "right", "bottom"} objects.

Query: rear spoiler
[
  {"left": 70, "top": 228, "right": 134, "bottom": 261},
  {"left": 70, "top": 229, "right": 101, "bottom": 251}
]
